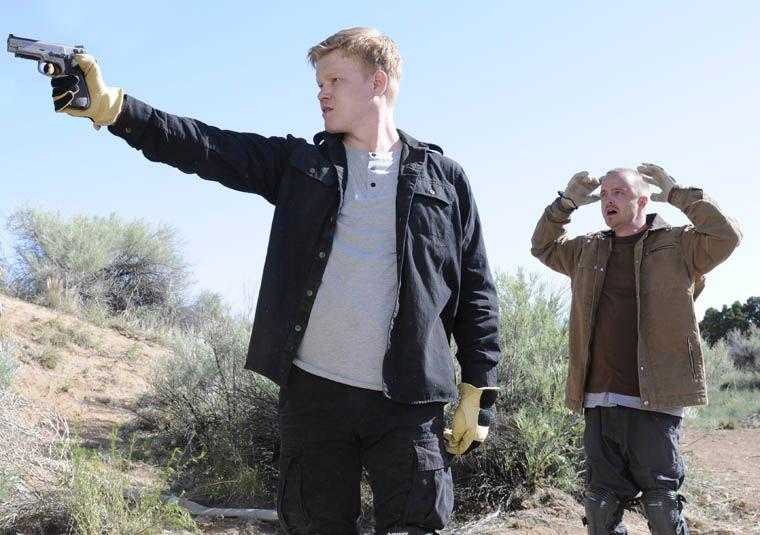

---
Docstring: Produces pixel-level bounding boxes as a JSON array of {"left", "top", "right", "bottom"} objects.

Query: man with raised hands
[{"left": 531, "top": 165, "right": 740, "bottom": 534}]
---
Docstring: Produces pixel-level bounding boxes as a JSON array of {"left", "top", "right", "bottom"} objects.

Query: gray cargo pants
[{"left": 583, "top": 406, "right": 688, "bottom": 535}]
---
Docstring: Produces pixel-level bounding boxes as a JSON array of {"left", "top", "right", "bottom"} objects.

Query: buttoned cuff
[
  {"left": 667, "top": 186, "right": 704, "bottom": 211},
  {"left": 545, "top": 198, "right": 574, "bottom": 224},
  {"left": 107, "top": 94, "right": 155, "bottom": 150}
]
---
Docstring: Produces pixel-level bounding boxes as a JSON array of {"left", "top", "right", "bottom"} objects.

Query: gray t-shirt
[
  {"left": 293, "top": 143, "right": 401, "bottom": 390},
  {"left": 584, "top": 392, "right": 685, "bottom": 417}
]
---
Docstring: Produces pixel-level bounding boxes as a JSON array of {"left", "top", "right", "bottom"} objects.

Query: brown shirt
[{"left": 586, "top": 228, "right": 647, "bottom": 396}]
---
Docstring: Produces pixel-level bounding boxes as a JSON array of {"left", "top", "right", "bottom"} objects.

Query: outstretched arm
[{"left": 52, "top": 54, "right": 298, "bottom": 204}]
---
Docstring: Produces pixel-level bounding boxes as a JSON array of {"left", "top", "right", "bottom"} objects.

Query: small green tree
[
  {"left": 744, "top": 296, "right": 760, "bottom": 327},
  {"left": 700, "top": 297, "right": 759, "bottom": 346}
]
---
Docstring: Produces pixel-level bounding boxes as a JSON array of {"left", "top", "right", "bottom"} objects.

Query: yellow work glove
[
  {"left": 51, "top": 53, "right": 124, "bottom": 126},
  {"left": 444, "top": 383, "right": 499, "bottom": 455}
]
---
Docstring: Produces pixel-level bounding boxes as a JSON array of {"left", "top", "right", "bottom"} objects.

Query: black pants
[
  {"left": 584, "top": 406, "right": 688, "bottom": 534},
  {"left": 277, "top": 366, "right": 454, "bottom": 535}
]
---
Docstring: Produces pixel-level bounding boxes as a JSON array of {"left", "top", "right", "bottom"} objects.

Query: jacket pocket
[
  {"left": 288, "top": 146, "right": 336, "bottom": 187},
  {"left": 277, "top": 450, "right": 311, "bottom": 533},
  {"left": 687, "top": 336, "right": 698, "bottom": 382},
  {"left": 402, "top": 437, "right": 454, "bottom": 529},
  {"left": 410, "top": 189, "right": 453, "bottom": 243},
  {"left": 645, "top": 243, "right": 677, "bottom": 255}
]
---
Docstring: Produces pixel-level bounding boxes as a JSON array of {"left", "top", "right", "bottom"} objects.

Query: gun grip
[{"left": 67, "top": 59, "right": 90, "bottom": 110}]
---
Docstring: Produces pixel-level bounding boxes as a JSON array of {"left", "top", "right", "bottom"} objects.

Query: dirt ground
[
  {"left": 188, "top": 430, "right": 760, "bottom": 534},
  {"left": 2, "top": 293, "right": 759, "bottom": 534}
]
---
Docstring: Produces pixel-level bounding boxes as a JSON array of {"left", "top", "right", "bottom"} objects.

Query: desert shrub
[
  {"left": 703, "top": 338, "right": 734, "bottom": 388},
  {"left": 34, "top": 345, "right": 61, "bottom": 370},
  {"left": 27, "top": 317, "right": 96, "bottom": 350},
  {"left": 452, "top": 270, "right": 583, "bottom": 516},
  {"left": 688, "top": 336, "right": 760, "bottom": 429},
  {"left": 0, "top": 391, "right": 70, "bottom": 533},
  {"left": 105, "top": 305, "right": 180, "bottom": 345},
  {"left": 177, "top": 290, "right": 230, "bottom": 333},
  {"left": 67, "top": 445, "right": 198, "bottom": 535},
  {"left": 107, "top": 290, "right": 230, "bottom": 346},
  {"left": 7, "top": 208, "right": 189, "bottom": 315},
  {"left": 727, "top": 325, "right": 760, "bottom": 372},
  {"left": 137, "top": 312, "right": 279, "bottom": 505},
  {"left": 0, "top": 388, "right": 196, "bottom": 534}
]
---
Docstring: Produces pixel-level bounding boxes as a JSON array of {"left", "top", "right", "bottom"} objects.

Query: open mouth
[
  {"left": 605, "top": 207, "right": 618, "bottom": 216},
  {"left": 321, "top": 107, "right": 334, "bottom": 115}
]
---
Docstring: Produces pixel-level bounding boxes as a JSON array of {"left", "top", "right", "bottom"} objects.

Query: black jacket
[{"left": 108, "top": 95, "right": 501, "bottom": 403}]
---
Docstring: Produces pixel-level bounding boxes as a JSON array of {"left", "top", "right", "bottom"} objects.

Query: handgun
[{"left": 7, "top": 34, "right": 91, "bottom": 110}]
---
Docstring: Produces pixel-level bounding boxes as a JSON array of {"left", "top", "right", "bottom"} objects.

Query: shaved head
[{"left": 602, "top": 168, "right": 650, "bottom": 198}]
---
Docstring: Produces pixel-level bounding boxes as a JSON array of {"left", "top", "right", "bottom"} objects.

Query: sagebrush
[
  {"left": 7, "top": 208, "right": 189, "bottom": 315},
  {"left": 136, "top": 310, "right": 280, "bottom": 505},
  {"left": 451, "top": 270, "right": 583, "bottom": 515}
]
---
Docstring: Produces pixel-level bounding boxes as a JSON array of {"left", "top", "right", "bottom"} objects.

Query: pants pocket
[
  {"left": 277, "top": 450, "right": 311, "bottom": 534},
  {"left": 402, "top": 437, "right": 454, "bottom": 530}
]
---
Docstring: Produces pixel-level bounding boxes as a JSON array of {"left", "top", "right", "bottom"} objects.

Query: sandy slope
[{"left": 0, "top": 293, "right": 167, "bottom": 445}]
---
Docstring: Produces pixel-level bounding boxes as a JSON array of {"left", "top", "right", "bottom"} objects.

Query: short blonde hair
[
  {"left": 307, "top": 27, "right": 402, "bottom": 102},
  {"left": 603, "top": 168, "right": 651, "bottom": 197}
]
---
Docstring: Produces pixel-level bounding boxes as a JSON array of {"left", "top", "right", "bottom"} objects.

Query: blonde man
[
  {"left": 50, "top": 28, "right": 501, "bottom": 534},
  {"left": 531, "top": 166, "right": 741, "bottom": 534}
]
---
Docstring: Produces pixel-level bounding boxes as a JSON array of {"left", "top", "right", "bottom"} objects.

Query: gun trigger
[{"left": 37, "top": 61, "right": 55, "bottom": 76}]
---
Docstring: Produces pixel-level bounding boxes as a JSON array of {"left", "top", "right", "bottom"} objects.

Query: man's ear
[
  {"left": 373, "top": 70, "right": 389, "bottom": 98},
  {"left": 638, "top": 196, "right": 649, "bottom": 209}
]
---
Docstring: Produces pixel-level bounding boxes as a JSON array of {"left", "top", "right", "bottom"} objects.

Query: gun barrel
[
  {"left": 7, "top": 34, "right": 39, "bottom": 53},
  {"left": 7, "top": 34, "right": 85, "bottom": 57}
]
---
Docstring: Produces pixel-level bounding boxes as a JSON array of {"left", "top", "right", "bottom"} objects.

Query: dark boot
[
  {"left": 583, "top": 487, "right": 627, "bottom": 534},
  {"left": 642, "top": 490, "right": 689, "bottom": 535}
]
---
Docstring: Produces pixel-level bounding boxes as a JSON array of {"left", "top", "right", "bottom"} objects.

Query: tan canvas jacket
[{"left": 531, "top": 187, "right": 742, "bottom": 412}]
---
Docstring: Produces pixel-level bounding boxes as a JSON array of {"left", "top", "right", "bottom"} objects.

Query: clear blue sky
[{"left": 2, "top": 1, "right": 757, "bottom": 319}]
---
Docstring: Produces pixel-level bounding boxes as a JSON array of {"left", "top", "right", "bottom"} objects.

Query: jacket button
[
  {"left": 309, "top": 167, "right": 316, "bottom": 174},
  {"left": 294, "top": 325, "right": 302, "bottom": 332},
  {"left": 306, "top": 290, "right": 314, "bottom": 297},
  {"left": 318, "top": 251, "right": 326, "bottom": 259},
  {"left": 124, "top": 127, "right": 132, "bottom": 134},
  {"left": 429, "top": 188, "right": 435, "bottom": 194},
  {"left": 643, "top": 400, "right": 650, "bottom": 406}
]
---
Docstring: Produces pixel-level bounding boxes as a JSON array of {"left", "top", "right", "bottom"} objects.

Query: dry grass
[{"left": 0, "top": 389, "right": 71, "bottom": 532}]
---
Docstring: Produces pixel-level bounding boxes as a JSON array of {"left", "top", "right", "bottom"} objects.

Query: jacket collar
[
  {"left": 601, "top": 213, "right": 671, "bottom": 238},
  {"left": 313, "top": 129, "right": 433, "bottom": 186},
  {"left": 646, "top": 213, "right": 671, "bottom": 231},
  {"left": 313, "top": 129, "right": 438, "bottom": 155}
]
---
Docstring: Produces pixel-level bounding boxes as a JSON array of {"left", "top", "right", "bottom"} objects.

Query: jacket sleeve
[
  {"left": 107, "top": 94, "right": 299, "bottom": 204},
  {"left": 669, "top": 187, "right": 742, "bottom": 275},
  {"left": 530, "top": 198, "right": 584, "bottom": 276},
  {"left": 451, "top": 167, "right": 501, "bottom": 389}
]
